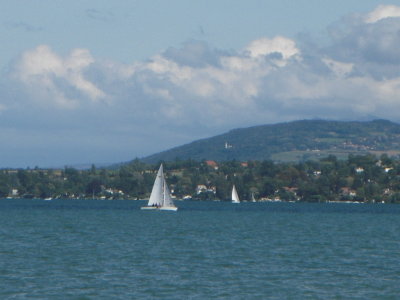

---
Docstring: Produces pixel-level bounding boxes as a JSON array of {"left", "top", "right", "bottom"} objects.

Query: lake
[{"left": 1, "top": 199, "right": 399, "bottom": 299}]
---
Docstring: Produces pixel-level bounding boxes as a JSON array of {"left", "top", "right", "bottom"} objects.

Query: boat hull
[
  {"left": 159, "top": 206, "right": 178, "bottom": 211},
  {"left": 141, "top": 206, "right": 178, "bottom": 211},
  {"left": 141, "top": 206, "right": 159, "bottom": 210}
]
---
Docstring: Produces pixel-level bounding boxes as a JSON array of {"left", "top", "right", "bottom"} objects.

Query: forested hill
[{"left": 142, "top": 119, "right": 400, "bottom": 163}]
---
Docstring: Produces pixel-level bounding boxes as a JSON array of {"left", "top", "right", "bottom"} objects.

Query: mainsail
[
  {"left": 148, "top": 164, "right": 164, "bottom": 207},
  {"left": 232, "top": 185, "right": 240, "bottom": 203}
]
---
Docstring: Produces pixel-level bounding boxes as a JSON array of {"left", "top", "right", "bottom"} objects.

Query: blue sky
[{"left": 1, "top": 1, "right": 400, "bottom": 167}]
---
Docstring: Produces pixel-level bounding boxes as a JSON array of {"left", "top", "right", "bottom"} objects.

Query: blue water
[{"left": 1, "top": 199, "right": 400, "bottom": 299}]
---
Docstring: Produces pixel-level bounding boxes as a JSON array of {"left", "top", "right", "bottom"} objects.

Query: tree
[
  {"left": 297, "top": 182, "right": 322, "bottom": 202},
  {"left": 86, "top": 179, "right": 103, "bottom": 196},
  {"left": 0, "top": 182, "right": 9, "bottom": 197},
  {"left": 260, "top": 178, "right": 278, "bottom": 197}
]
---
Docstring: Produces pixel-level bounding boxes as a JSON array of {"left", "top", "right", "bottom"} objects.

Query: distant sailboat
[
  {"left": 141, "top": 164, "right": 178, "bottom": 211},
  {"left": 251, "top": 192, "right": 256, "bottom": 202},
  {"left": 232, "top": 185, "right": 240, "bottom": 203}
]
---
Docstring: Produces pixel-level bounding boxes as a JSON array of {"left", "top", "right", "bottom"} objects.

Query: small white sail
[
  {"left": 232, "top": 185, "right": 240, "bottom": 203},
  {"left": 251, "top": 192, "right": 256, "bottom": 202}
]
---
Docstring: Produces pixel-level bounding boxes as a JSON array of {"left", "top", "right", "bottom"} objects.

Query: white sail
[
  {"left": 162, "top": 181, "right": 174, "bottom": 208},
  {"left": 251, "top": 192, "right": 256, "bottom": 202},
  {"left": 232, "top": 185, "right": 240, "bottom": 203},
  {"left": 147, "top": 164, "right": 164, "bottom": 207},
  {"left": 142, "top": 164, "right": 178, "bottom": 211}
]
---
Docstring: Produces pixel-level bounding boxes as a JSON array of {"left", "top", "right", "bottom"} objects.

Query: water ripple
[{"left": 1, "top": 199, "right": 400, "bottom": 299}]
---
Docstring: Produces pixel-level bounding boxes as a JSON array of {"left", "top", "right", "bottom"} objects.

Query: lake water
[{"left": 1, "top": 199, "right": 400, "bottom": 299}]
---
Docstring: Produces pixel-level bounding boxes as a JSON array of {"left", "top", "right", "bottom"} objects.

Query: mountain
[{"left": 142, "top": 119, "right": 400, "bottom": 163}]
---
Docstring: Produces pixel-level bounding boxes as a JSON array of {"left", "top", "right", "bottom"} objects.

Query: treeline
[{"left": 1, "top": 154, "right": 400, "bottom": 203}]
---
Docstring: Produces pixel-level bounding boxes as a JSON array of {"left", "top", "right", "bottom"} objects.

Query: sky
[{"left": 1, "top": 0, "right": 400, "bottom": 168}]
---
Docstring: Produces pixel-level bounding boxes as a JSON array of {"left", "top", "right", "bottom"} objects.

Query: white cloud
[
  {"left": 245, "top": 36, "right": 299, "bottom": 59},
  {"left": 322, "top": 58, "right": 353, "bottom": 77},
  {"left": 130, "top": 36, "right": 299, "bottom": 114},
  {"left": 12, "top": 45, "right": 106, "bottom": 108},
  {"left": 329, "top": 6, "right": 400, "bottom": 69},
  {"left": 364, "top": 5, "right": 400, "bottom": 23},
  {"left": 8, "top": 13, "right": 400, "bottom": 127}
]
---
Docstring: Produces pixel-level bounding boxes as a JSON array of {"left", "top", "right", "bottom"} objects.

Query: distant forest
[
  {"left": 1, "top": 153, "right": 400, "bottom": 203},
  {"left": 142, "top": 119, "right": 400, "bottom": 163}
]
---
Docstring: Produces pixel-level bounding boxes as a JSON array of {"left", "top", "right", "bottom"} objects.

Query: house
[
  {"left": 205, "top": 160, "right": 218, "bottom": 170},
  {"left": 355, "top": 167, "right": 364, "bottom": 173},
  {"left": 196, "top": 184, "right": 207, "bottom": 194},
  {"left": 196, "top": 184, "right": 217, "bottom": 195},
  {"left": 383, "top": 188, "right": 393, "bottom": 195},
  {"left": 207, "top": 186, "right": 217, "bottom": 194},
  {"left": 283, "top": 187, "right": 298, "bottom": 195},
  {"left": 340, "top": 187, "right": 357, "bottom": 197}
]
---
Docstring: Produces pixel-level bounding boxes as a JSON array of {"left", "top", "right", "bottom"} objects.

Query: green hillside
[{"left": 142, "top": 119, "right": 400, "bottom": 163}]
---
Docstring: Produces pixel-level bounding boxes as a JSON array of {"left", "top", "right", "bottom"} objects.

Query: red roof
[{"left": 205, "top": 160, "right": 218, "bottom": 167}]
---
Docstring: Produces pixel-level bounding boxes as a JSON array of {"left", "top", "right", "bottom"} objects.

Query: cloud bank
[{"left": 2, "top": 5, "right": 400, "bottom": 166}]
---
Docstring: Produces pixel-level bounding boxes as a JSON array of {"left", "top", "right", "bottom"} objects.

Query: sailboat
[
  {"left": 251, "top": 192, "right": 256, "bottom": 202},
  {"left": 231, "top": 185, "right": 240, "bottom": 203},
  {"left": 141, "top": 164, "right": 178, "bottom": 211}
]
